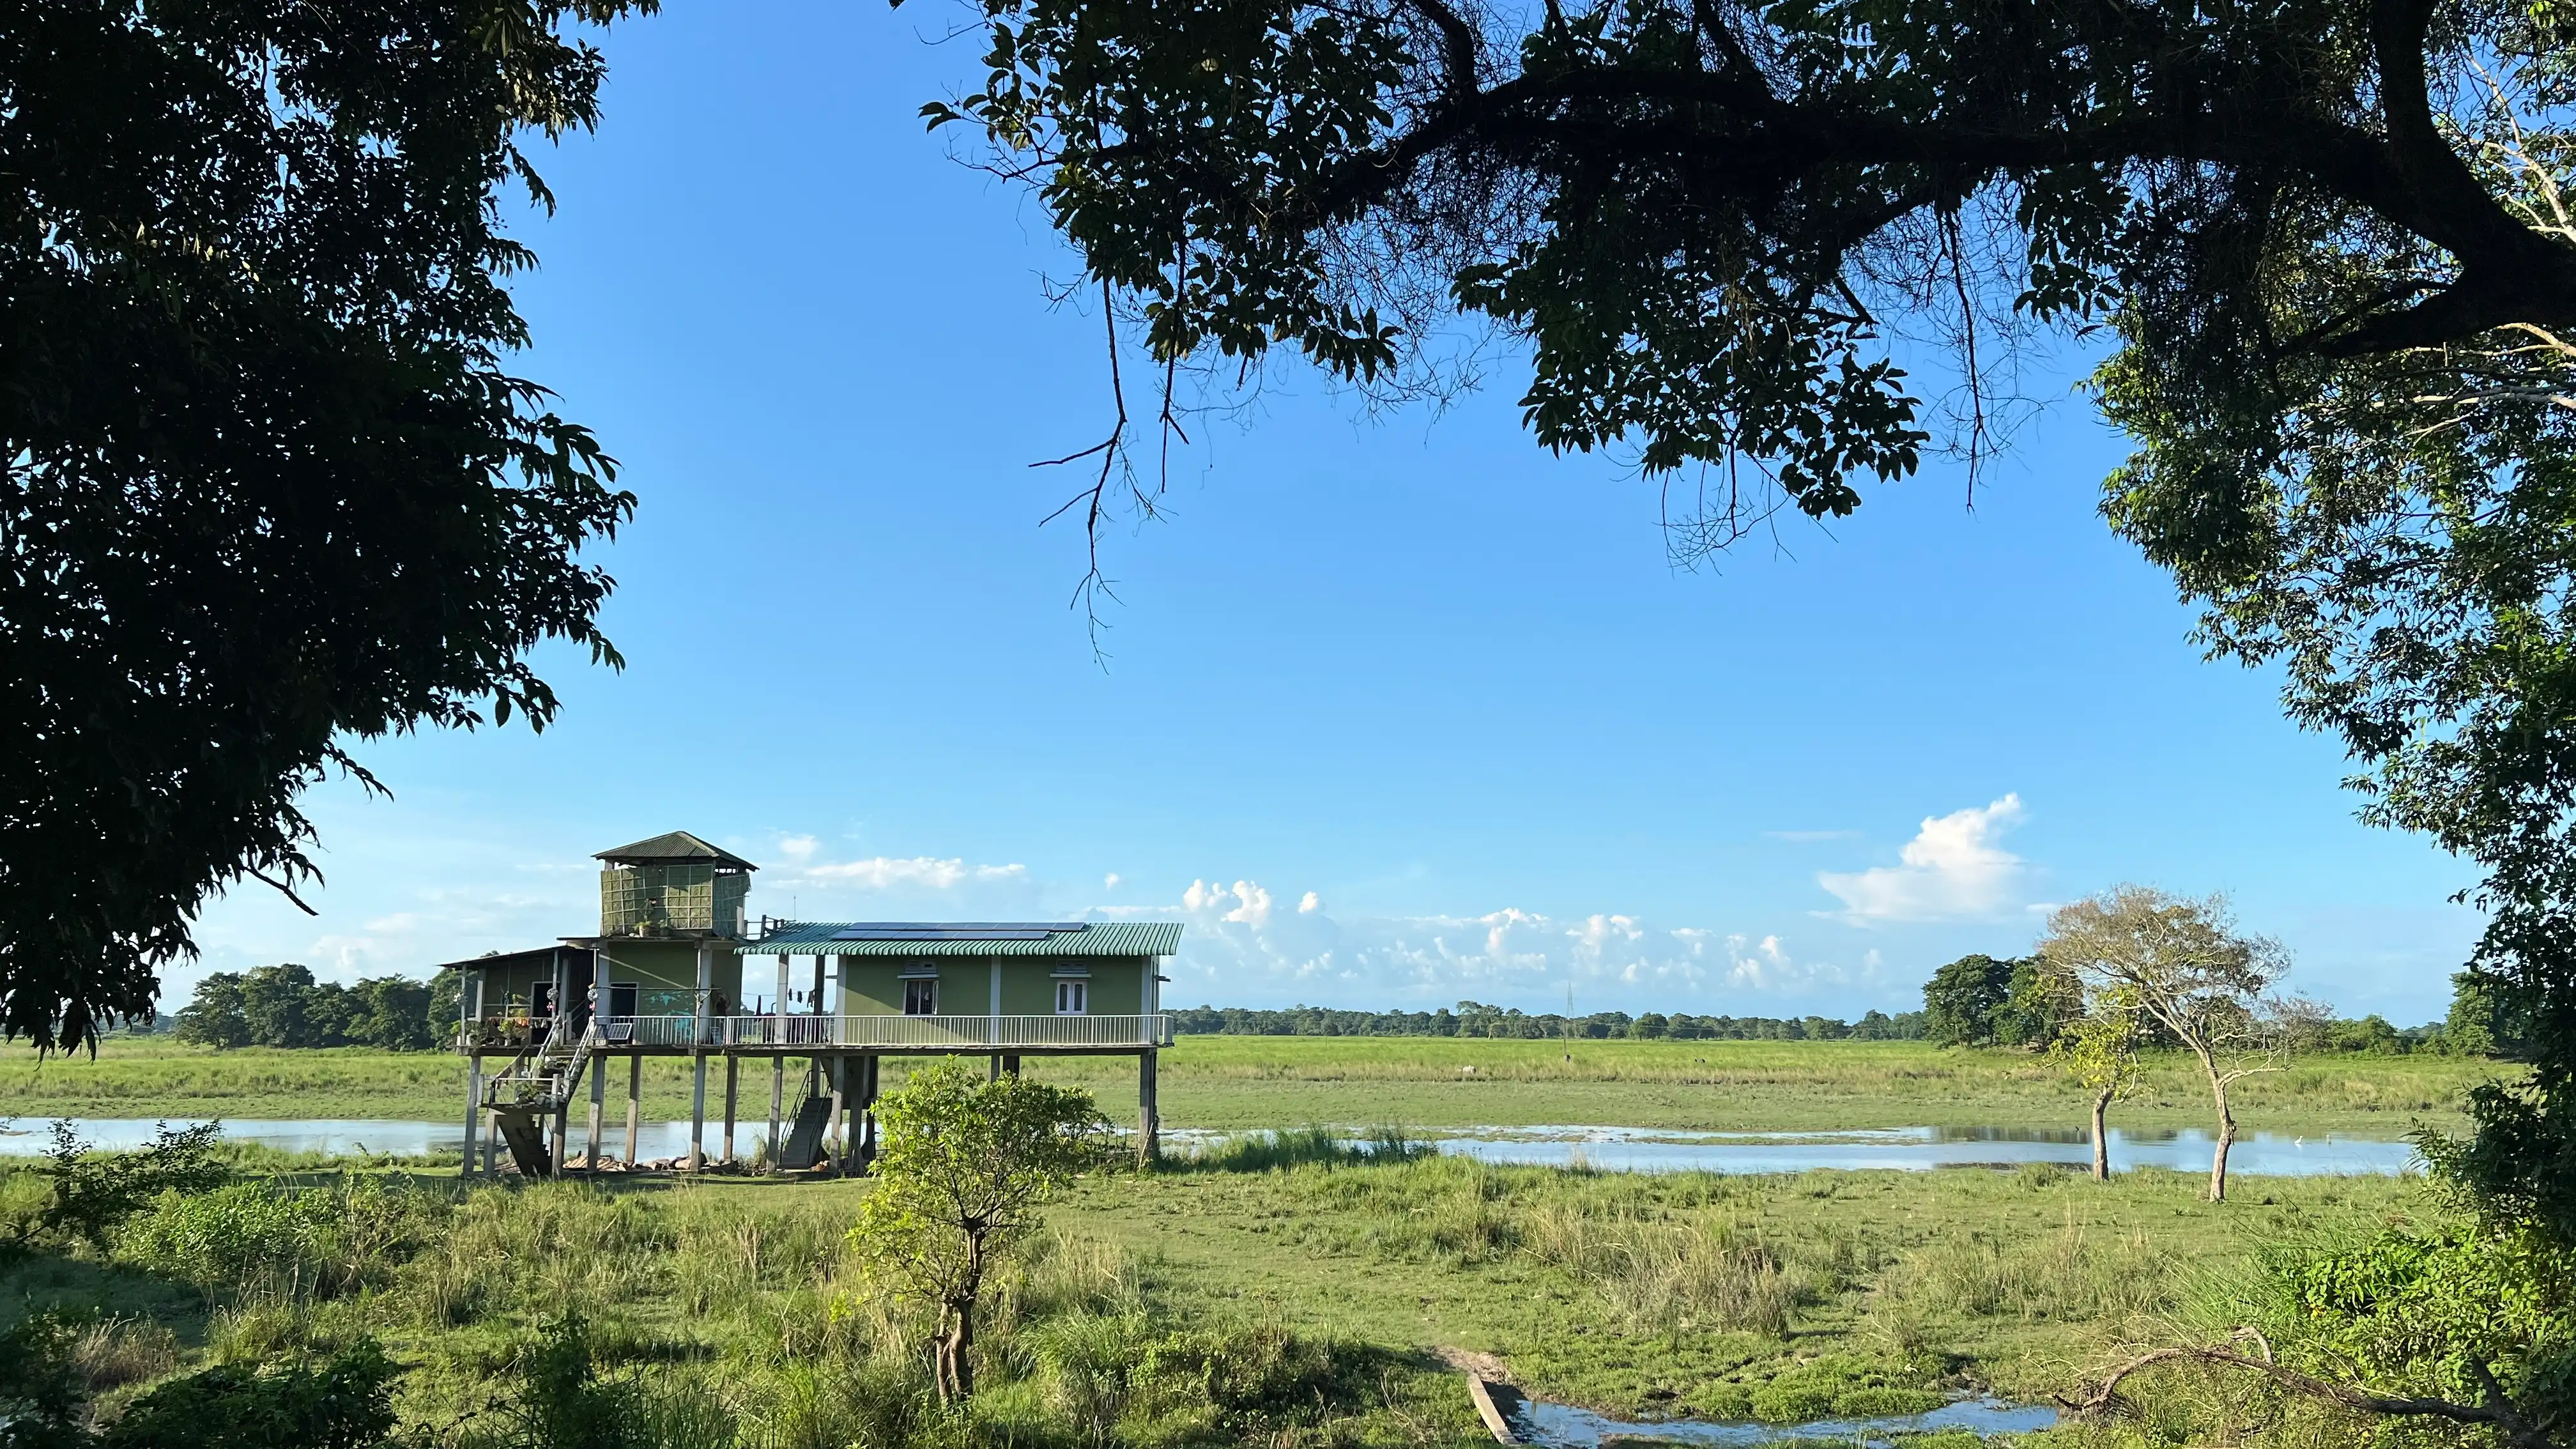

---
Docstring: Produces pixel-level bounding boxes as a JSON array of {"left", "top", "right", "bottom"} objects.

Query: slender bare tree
[
  {"left": 2047, "top": 985, "right": 2143, "bottom": 1181},
  {"left": 2039, "top": 887, "right": 2316, "bottom": 1201}
]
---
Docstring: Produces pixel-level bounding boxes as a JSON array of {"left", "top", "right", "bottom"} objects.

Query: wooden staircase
[
  {"left": 779, "top": 1090, "right": 834, "bottom": 1170},
  {"left": 480, "top": 1018, "right": 593, "bottom": 1176}
]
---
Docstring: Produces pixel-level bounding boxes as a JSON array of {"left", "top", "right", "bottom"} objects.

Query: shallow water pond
[
  {"left": 1512, "top": 1393, "right": 2056, "bottom": 1447},
  {"left": 3, "top": 1117, "right": 2422, "bottom": 1176},
  {"left": 1411, "top": 1123, "right": 2421, "bottom": 1176}
]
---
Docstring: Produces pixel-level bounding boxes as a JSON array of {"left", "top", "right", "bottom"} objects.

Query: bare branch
[
  {"left": 2062, "top": 1338, "right": 2552, "bottom": 1449},
  {"left": 242, "top": 866, "right": 319, "bottom": 917}
]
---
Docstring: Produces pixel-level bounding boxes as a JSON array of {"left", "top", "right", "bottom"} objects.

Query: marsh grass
[
  {"left": 1182, "top": 1125, "right": 1433, "bottom": 1173},
  {"left": 66, "top": 1314, "right": 181, "bottom": 1393},
  {"left": 1520, "top": 1204, "right": 1800, "bottom": 1337},
  {"left": 0, "top": 1117, "right": 2439, "bottom": 1449},
  {"left": 3, "top": 1037, "right": 2502, "bottom": 1134},
  {"left": 1874, "top": 1215, "right": 2174, "bottom": 1324}
]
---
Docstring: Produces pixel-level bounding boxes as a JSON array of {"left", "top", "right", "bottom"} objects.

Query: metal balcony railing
[{"left": 464, "top": 1013, "right": 1171, "bottom": 1051}]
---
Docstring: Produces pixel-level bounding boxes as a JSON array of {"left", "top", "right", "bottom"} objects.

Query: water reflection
[
  {"left": 1418, "top": 1123, "right": 2423, "bottom": 1176},
  {"left": 0, "top": 1117, "right": 664, "bottom": 1160},
  {"left": 1512, "top": 1394, "right": 2057, "bottom": 1447},
  {"left": 1, "top": 1117, "right": 2425, "bottom": 1176}
]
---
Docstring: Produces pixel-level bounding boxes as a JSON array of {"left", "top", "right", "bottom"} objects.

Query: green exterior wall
[
  {"left": 839, "top": 959, "right": 908, "bottom": 1015},
  {"left": 467, "top": 951, "right": 1156, "bottom": 1024},
  {"left": 821, "top": 956, "right": 1154, "bottom": 1016},
  {"left": 467, "top": 964, "right": 553, "bottom": 1017},
  {"left": 463, "top": 946, "right": 744, "bottom": 1020}
]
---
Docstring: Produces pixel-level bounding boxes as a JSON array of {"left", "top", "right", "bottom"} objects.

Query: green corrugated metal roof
[
  {"left": 737, "top": 921, "right": 1182, "bottom": 956},
  {"left": 597, "top": 831, "right": 759, "bottom": 870}
]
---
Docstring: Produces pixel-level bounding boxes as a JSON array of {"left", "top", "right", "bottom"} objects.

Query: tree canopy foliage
[
  {"left": 0, "top": 0, "right": 653, "bottom": 1052},
  {"left": 914, "top": 0, "right": 2576, "bottom": 1236},
  {"left": 169, "top": 966, "right": 441, "bottom": 1052},
  {"left": 1920, "top": 954, "right": 2075, "bottom": 1048}
]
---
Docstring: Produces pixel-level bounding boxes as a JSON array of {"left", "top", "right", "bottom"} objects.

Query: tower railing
[{"left": 562, "top": 1013, "right": 1171, "bottom": 1050}]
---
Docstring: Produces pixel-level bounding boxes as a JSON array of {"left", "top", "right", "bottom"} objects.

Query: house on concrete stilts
[{"left": 438, "top": 831, "right": 1179, "bottom": 1177}]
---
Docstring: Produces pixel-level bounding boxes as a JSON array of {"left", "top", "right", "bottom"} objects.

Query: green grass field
[
  {"left": 0, "top": 1145, "right": 2427, "bottom": 1447},
  {"left": 0, "top": 1036, "right": 2506, "bottom": 1137}
]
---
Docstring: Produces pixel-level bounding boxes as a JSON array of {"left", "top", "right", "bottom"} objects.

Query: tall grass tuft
[
  {"left": 1874, "top": 1215, "right": 2172, "bottom": 1324},
  {"left": 1522, "top": 1204, "right": 1799, "bottom": 1337},
  {"left": 66, "top": 1315, "right": 180, "bottom": 1395},
  {"left": 1184, "top": 1124, "right": 1431, "bottom": 1172}
]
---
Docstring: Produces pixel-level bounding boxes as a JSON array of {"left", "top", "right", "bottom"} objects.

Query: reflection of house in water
[{"left": 436, "top": 831, "right": 1177, "bottom": 1178}]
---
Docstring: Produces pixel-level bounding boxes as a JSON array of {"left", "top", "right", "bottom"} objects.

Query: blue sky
[{"left": 187, "top": 2, "right": 2481, "bottom": 1023}]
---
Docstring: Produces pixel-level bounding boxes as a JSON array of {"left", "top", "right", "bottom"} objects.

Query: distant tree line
[
  {"left": 166, "top": 963, "right": 452, "bottom": 1051},
  {"left": 1165, "top": 1001, "right": 1929, "bottom": 1040},
  {"left": 1919, "top": 951, "right": 2516, "bottom": 1058}
]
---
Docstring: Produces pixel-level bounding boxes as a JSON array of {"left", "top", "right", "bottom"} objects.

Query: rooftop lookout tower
[
  {"left": 597, "top": 831, "right": 755, "bottom": 938},
  {"left": 441, "top": 832, "right": 1177, "bottom": 1183}
]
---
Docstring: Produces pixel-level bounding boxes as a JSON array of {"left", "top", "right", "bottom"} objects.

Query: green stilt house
[{"left": 440, "top": 831, "right": 1179, "bottom": 1177}]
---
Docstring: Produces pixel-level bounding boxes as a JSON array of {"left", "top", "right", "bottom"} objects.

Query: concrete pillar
[
  {"left": 485, "top": 1108, "right": 500, "bottom": 1176},
  {"left": 586, "top": 947, "right": 611, "bottom": 1169},
  {"left": 723, "top": 1054, "right": 739, "bottom": 1164},
  {"left": 857, "top": 1054, "right": 880, "bottom": 1169},
  {"left": 463, "top": 1055, "right": 483, "bottom": 1179},
  {"left": 828, "top": 1056, "right": 847, "bottom": 1177},
  {"left": 624, "top": 1052, "right": 641, "bottom": 1167},
  {"left": 1137, "top": 1049, "right": 1160, "bottom": 1167},
  {"left": 691, "top": 944, "right": 712, "bottom": 1172},
  {"left": 769, "top": 954, "right": 788, "bottom": 1170}
]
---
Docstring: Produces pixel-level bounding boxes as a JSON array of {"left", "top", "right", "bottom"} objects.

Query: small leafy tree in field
[
  {"left": 2047, "top": 990, "right": 2142, "bottom": 1181},
  {"left": 2039, "top": 887, "right": 2320, "bottom": 1202},
  {"left": 847, "top": 1061, "right": 1110, "bottom": 1402},
  {"left": 1920, "top": 954, "right": 2012, "bottom": 1047}
]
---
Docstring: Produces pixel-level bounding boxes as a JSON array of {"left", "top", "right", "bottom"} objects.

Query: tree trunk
[
  {"left": 936, "top": 1238, "right": 987, "bottom": 1402},
  {"left": 2201, "top": 1054, "right": 2235, "bottom": 1202},
  {"left": 936, "top": 1310, "right": 974, "bottom": 1402},
  {"left": 2091, "top": 1087, "right": 2113, "bottom": 1181}
]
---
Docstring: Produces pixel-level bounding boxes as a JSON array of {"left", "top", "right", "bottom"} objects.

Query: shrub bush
[
  {"left": 36, "top": 1122, "right": 228, "bottom": 1248},
  {"left": 114, "top": 1183, "right": 335, "bottom": 1292},
  {"left": 96, "top": 1340, "right": 400, "bottom": 1449}
]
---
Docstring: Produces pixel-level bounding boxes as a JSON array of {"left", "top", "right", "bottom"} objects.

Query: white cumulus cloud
[
  {"left": 1108, "top": 880, "right": 1873, "bottom": 1008},
  {"left": 798, "top": 856, "right": 1029, "bottom": 890},
  {"left": 1816, "top": 794, "right": 2028, "bottom": 924},
  {"left": 1183, "top": 878, "right": 1275, "bottom": 929}
]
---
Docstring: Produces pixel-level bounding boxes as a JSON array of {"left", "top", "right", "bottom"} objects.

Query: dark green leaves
[{"left": 0, "top": 1, "right": 650, "bottom": 1049}]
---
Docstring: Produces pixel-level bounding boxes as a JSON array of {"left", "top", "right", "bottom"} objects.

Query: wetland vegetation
[
  {"left": 0, "top": 1036, "right": 2501, "bottom": 1136},
  {"left": 0, "top": 1119, "right": 2474, "bottom": 1449}
]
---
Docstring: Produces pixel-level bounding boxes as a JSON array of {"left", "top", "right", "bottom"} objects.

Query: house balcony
[{"left": 459, "top": 1013, "right": 1172, "bottom": 1054}]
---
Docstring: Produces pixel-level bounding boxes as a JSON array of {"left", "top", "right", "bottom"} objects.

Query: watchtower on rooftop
[{"left": 597, "top": 831, "right": 755, "bottom": 938}]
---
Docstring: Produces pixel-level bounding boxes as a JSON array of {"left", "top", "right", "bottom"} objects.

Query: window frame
[{"left": 903, "top": 978, "right": 939, "bottom": 1016}]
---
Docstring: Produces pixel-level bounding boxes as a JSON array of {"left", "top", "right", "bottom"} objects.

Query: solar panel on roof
[
  {"left": 825, "top": 923, "right": 1091, "bottom": 941},
  {"left": 827, "top": 923, "right": 1089, "bottom": 932}
]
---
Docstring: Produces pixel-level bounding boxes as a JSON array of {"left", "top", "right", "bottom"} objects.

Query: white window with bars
[{"left": 1054, "top": 979, "right": 1088, "bottom": 1015}]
